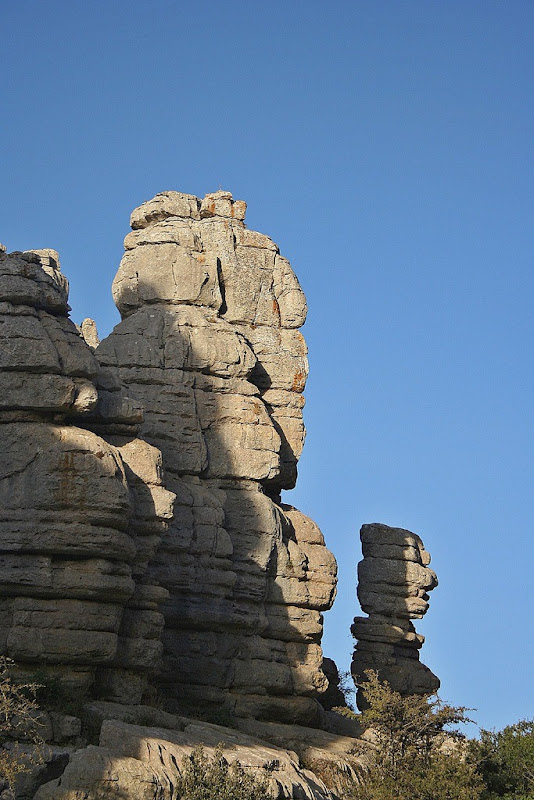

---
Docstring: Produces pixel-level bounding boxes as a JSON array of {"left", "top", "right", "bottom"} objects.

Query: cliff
[{"left": 0, "top": 193, "right": 437, "bottom": 799}]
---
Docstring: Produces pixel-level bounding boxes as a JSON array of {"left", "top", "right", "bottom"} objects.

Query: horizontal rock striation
[
  {"left": 0, "top": 247, "right": 174, "bottom": 702},
  {"left": 35, "top": 713, "right": 338, "bottom": 800},
  {"left": 96, "top": 190, "right": 337, "bottom": 724},
  {"left": 351, "top": 523, "right": 439, "bottom": 710}
]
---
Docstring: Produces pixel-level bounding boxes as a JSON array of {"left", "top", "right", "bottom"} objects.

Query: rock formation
[
  {"left": 351, "top": 523, "right": 439, "bottom": 710},
  {"left": 0, "top": 191, "right": 337, "bottom": 729},
  {"left": 0, "top": 192, "right": 443, "bottom": 799},
  {"left": 0, "top": 246, "right": 175, "bottom": 704},
  {"left": 95, "top": 190, "right": 338, "bottom": 725},
  {"left": 34, "top": 712, "right": 342, "bottom": 800}
]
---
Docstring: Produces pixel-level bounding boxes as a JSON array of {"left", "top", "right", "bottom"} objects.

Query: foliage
[
  {"left": 470, "top": 720, "right": 534, "bottom": 799},
  {"left": 31, "top": 669, "right": 87, "bottom": 716},
  {"left": 177, "top": 745, "right": 272, "bottom": 800},
  {"left": 349, "top": 670, "right": 483, "bottom": 800},
  {"left": 332, "top": 704, "right": 359, "bottom": 720},
  {"left": 0, "top": 657, "right": 44, "bottom": 791}
]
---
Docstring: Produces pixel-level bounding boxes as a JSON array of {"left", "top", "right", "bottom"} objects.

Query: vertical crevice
[{"left": 216, "top": 258, "right": 228, "bottom": 315}]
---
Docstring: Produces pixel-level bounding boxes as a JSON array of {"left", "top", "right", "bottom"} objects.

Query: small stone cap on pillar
[
  {"left": 25, "top": 248, "right": 61, "bottom": 271},
  {"left": 200, "top": 190, "right": 247, "bottom": 220}
]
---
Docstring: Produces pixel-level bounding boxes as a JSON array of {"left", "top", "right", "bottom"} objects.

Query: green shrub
[
  {"left": 30, "top": 670, "right": 87, "bottom": 716},
  {"left": 470, "top": 720, "right": 534, "bottom": 799},
  {"left": 177, "top": 745, "right": 272, "bottom": 800},
  {"left": 0, "top": 657, "right": 44, "bottom": 792},
  {"left": 350, "top": 670, "right": 483, "bottom": 800}
]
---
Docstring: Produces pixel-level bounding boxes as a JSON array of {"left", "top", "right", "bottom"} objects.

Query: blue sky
[{"left": 2, "top": 0, "right": 533, "bottom": 733}]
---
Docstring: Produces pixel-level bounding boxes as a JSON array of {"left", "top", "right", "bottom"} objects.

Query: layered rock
[
  {"left": 0, "top": 247, "right": 174, "bottom": 703},
  {"left": 351, "top": 523, "right": 439, "bottom": 710},
  {"left": 35, "top": 713, "right": 339, "bottom": 800},
  {"left": 96, "top": 190, "right": 337, "bottom": 724}
]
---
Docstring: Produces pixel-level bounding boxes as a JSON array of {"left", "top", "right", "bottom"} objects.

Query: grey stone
[
  {"left": 91, "top": 191, "right": 337, "bottom": 724},
  {"left": 351, "top": 523, "right": 440, "bottom": 709}
]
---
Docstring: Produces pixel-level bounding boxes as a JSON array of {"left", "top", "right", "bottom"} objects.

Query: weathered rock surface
[
  {"left": 2, "top": 192, "right": 342, "bottom": 799},
  {"left": 34, "top": 715, "right": 340, "bottom": 800},
  {"left": 96, "top": 190, "right": 337, "bottom": 723},
  {"left": 351, "top": 523, "right": 439, "bottom": 709},
  {"left": 0, "top": 247, "right": 174, "bottom": 703}
]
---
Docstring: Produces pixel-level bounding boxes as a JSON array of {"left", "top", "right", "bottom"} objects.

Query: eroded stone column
[
  {"left": 351, "top": 523, "right": 439, "bottom": 710},
  {"left": 97, "top": 190, "right": 337, "bottom": 724}
]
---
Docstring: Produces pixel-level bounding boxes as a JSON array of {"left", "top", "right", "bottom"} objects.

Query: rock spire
[
  {"left": 96, "top": 189, "right": 338, "bottom": 724},
  {"left": 351, "top": 523, "right": 439, "bottom": 710}
]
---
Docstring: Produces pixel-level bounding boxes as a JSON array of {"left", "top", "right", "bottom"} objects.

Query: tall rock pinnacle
[
  {"left": 351, "top": 523, "right": 439, "bottom": 710},
  {"left": 96, "top": 190, "right": 338, "bottom": 724}
]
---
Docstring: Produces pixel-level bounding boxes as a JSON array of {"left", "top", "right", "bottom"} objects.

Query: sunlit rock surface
[
  {"left": 0, "top": 247, "right": 174, "bottom": 703},
  {"left": 351, "top": 523, "right": 439, "bottom": 710},
  {"left": 97, "top": 190, "right": 337, "bottom": 724}
]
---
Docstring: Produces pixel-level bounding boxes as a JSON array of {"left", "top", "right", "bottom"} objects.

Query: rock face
[
  {"left": 0, "top": 247, "right": 175, "bottom": 703},
  {"left": 96, "top": 190, "right": 338, "bottom": 724},
  {"left": 35, "top": 713, "right": 338, "bottom": 800},
  {"left": 1, "top": 191, "right": 336, "bottom": 729},
  {"left": 351, "top": 523, "right": 439, "bottom": 710}
]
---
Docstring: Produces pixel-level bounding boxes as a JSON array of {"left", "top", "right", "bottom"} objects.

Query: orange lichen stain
[
  {"left": 195, "top": 254, "right": 206, "bottom": 264},
  {"left": 272, "top": 297, "right": 280, "bottom": 318},
  {"left": 230, "top": 204, "right": 235, "bottom": 218},
  {"left": 295, "top": 331, "right": 307, "bottom": 354},
  {"left": 252, "top": 400, "right": 262, "bottom": 416},
  {"left": 208, "top": 201, "right": 216, "bottom": 215},
  {"left": 291, "top": 370, "right": 306, "bottom": 392}
]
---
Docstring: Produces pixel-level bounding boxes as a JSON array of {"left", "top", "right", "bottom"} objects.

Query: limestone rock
[
  {"left": 79, "top": 317, "right": 100, "bottom": 350},
  {"left": 35, "top": 717, "right": 338, "bottom": 800},
  {"left": 0, "top": 247, "right": 174, "bottom": 703},
  {"left": 320, "top": 658, "right": 350, "bottom": 711},
  {"left": 2, "top": 191, "right": 337, "bottom": 742},
  {"left": 96, "top": 190, "right": 337, "bottom": 724},
  {"left": 351, "top": 523, "right": 439, "bottom": 709}
]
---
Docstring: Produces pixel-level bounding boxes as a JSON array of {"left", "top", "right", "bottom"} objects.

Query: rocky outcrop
[
  {"left": 35, "top": 712, "right": 339, "bottom": 800},
  {"left": 0, "top": 247, "right": 174, "bottom": 703},
  {"left": 1, "top": 190, "right": 337, "bottom": 728},
  {"left": 0, "top": 193, "right": 445, "bottom": 800},
  {"left": 96, "top": 190, "right": 337, "bottom": 724},
  {"left": 351, "top": 523, "right": 439, "bottom": 710}
]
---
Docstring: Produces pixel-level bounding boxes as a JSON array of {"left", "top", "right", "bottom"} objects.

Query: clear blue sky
[{"left": 2, "top": 0, "right": 533, "bottom": 733}]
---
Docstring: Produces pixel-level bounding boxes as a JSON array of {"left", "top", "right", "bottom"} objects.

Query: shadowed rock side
[
  {"left": 96, "top": 190, "right": 338, "bottom": 725},
  {"left": 0, "top": 247, "right": 174, "bottom": 703},
  {"left": 351, "top": 523, "right": 439, "bottom": 710}
]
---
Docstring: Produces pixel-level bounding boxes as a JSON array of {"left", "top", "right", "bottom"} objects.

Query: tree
[
  {"left": 352, "top": 669, "right": 483, "bottom": 800},
  {"left": 0, "top": 657, "right": 44, "bottom": 794},
  {"left": 471, "top": 720, "right": 534, "bottom": 799}
]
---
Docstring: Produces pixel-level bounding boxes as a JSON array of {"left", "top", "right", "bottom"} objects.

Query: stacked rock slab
[
  {"left": 351, "top": 523, "right": 439, "bottom": 710},
  {"left": 0, "top": 247, "right": 174, "bottom": 703},
  {"left": 96, "top": 190, "right": 337, "bottom": 725}
]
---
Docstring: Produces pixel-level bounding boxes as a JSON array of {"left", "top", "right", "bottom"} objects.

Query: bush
[
  {"left": 351, "top": 669, "right": 483, "bottom": 800},
  {"left": 0, "top": 657, "right": 44, "bottom": 792},
  {"left": 177, "top": 745, "right": 273, "bottom": 800},
  {"left": 471, "top": 720, "right": 534, "bottom": 799}
]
